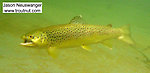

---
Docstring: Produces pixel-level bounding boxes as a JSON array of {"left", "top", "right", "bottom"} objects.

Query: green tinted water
[{"left": 0, "top": 0, "right": 150, "bottom": 73}]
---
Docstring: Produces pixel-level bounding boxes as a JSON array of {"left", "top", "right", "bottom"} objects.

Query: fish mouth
[{"left": 20, "top": 39, "right": 34, "bottom": 46}]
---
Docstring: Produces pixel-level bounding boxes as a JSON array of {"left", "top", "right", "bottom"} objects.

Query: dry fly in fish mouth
[{"left": 20, "top": 39, "right": 34, "bottom": 46}]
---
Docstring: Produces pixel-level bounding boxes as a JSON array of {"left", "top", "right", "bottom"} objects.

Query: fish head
[{"left": 20, "top": 31, "right": 47, "bottom": 47}]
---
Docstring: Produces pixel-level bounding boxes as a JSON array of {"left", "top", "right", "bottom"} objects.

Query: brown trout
[{"left": 20, "top": 15, "right": 133, "bottom": 57}]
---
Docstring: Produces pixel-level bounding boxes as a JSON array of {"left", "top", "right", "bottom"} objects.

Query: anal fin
[{"left": 101, "top": 40, "right": 113, "bottom": 50}]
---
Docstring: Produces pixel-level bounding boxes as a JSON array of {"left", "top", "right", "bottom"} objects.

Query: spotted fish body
[
  {"left": 21, "top": 15, "right": 133, "bottom": 57},
  {"left": 27, "top": 24, "right": 119, "bottom": 47}
]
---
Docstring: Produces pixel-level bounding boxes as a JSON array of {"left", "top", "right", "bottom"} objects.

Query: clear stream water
[{"left": 0, "top": 0, "right": 150, "bottom": 73}]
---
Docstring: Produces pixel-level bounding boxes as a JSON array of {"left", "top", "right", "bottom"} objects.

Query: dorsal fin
[
  {"left": 107, "top": 24, "right": 112, "bottom": 27},
  {"left": 69, "top": 15, "right": 86, "bottom": 24}
]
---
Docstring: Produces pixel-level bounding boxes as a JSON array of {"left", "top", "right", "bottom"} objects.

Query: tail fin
[{"left": 118, "top": 24, "right": 134, "bottom": 45}]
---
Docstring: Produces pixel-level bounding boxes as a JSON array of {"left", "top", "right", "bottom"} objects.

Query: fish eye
[{"left": 29, "top": 35, "right": 34, "bottom": 39}]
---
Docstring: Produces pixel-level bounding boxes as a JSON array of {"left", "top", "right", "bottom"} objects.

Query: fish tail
[
  {"left": 118, "top": 24, "right": 134, "bottom": 45},
  {"left": 119, "top": 25, "right": 149, "bottom": 60}
]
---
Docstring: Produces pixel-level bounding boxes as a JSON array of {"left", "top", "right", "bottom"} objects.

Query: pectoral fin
[
  {"left": 101, "top": 40, "right": 113, "bottom": 50},
  {"left": 48, "top": 47, "right": 59, "bottom": 58},
  {"left": 81, "top": 45, "right": 92, "bottom": 51}
]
